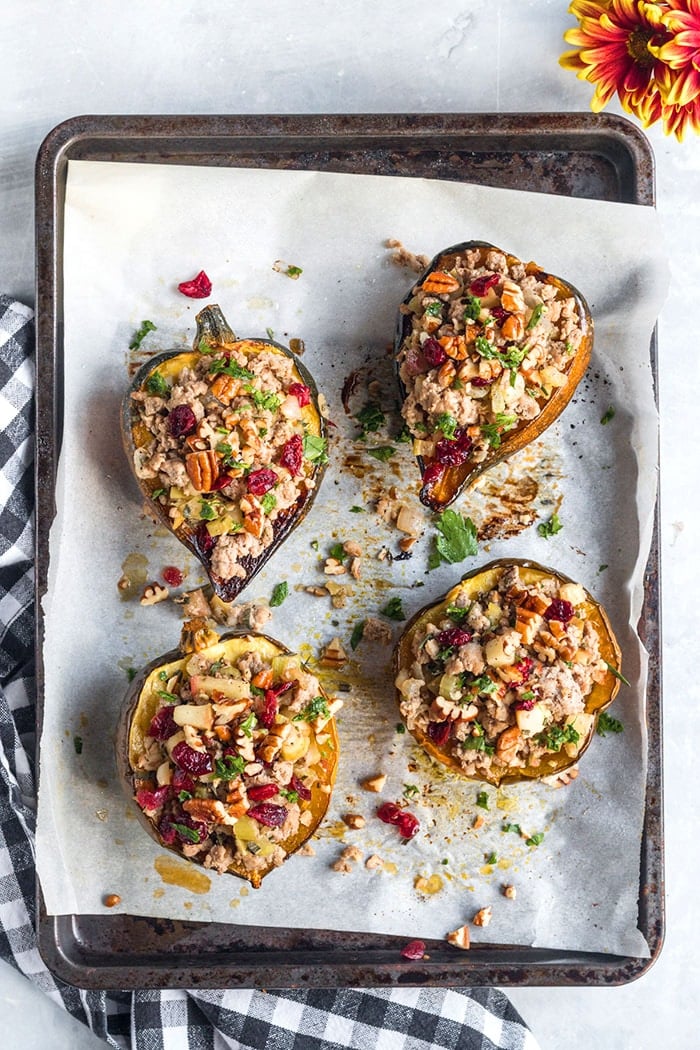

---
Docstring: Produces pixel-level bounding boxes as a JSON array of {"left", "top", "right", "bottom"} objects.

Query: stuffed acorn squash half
[
  {"left": 394, "top": 560, "right": 621, "bottom": 787},
  {"left": 395, "top": 241, "right": 593, "bottom": 511},
  {"left": 122, "top": 304, "right": 327, "bottom": 602},
  {"left": 117, "top": 630, "right": 340, "bottom": 887}
]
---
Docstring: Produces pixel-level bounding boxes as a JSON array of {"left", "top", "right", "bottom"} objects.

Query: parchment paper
[{"left": 37, "top": 161, "right": 668, "bottom": 956}]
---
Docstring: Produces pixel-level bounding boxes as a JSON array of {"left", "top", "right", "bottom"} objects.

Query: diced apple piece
[
  {"left": 164, "top": 730, "right": 186, "bottom": 757},
  {"left": 156, "top": 759, "right": 172, "bottom": 786},
  {"left": 190, "top": 674, "right": 250, "bottom": 701},
  {"left": 172, "top": 703, "right": 214, "bottom": 731},
  {"left": 439, "top": 674, "right": 463, "bottom": 701},
  {"left": 515, "top": 702, "right": 548, "bottom": 735},
  {"left": 564, "top": 712, "right": 595, "bottom": 757},
  {"left": 484, "top": 635, "right": 515, "bottom": 668},
  {"left": 559, "top": 582, "right": 587, "bottom": 607}
]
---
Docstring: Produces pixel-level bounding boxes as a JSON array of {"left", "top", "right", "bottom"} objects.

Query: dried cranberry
[
  {"left": 544, "top": 599, "right": 574, "bottom": 623},
  {"left": 422, "top": 337, "right": 447, "bottom": 368},
  {"left": 135, "top": 785, "right": 171, "bottom": 812},
  {"left": 434, "top": 432, "right": 473, "bottom": 466},
  {"left": 513, "top": 657, "right": 534, "bottom": 683},
  {"left": 177, "top": 270, "right": 212, "bottom": 298},
  {"left": 194, "top": 522, "right": 214, "bottom": 555},
  {"left": 397, "top": 811, "right": 420, "bottom": 839},
  {"left": 248, "top": 803, "right": 288, "bottom": 827},
  {"left": 436, "top": 627, "right": 472, "bottom": 648},
  {"left": 490, "top": 306, "right": 511, "bottom": 325},
  {"left": 168, "top": 404, "right": 197, "bottom": 437},
  {"left": 210, "top": 473, "right": 234, "bottom": 491},
  {"left": 400, "top": 939, "right": 426, "bottom": 960},
  {"left": 247, "top": 468, "right": 278, "bottom": 496},
  {"left": 247, "top": 783, "right": 280, "bottom": 803},
  {"left": 171, "top": 741, "right": 213, "bottom": 776},
  {"left": 289, "top": 774, "right": 312, "bottom": 801},
  {"left": 402, "top": 345, "right": 430, "bottom": 376},
  {"left": 470, "top": 376, "right": 494, "bottom": 388},
  {"left": 427, "top": 720, "right": 452, "bottom": 747},
  {"left": 148, "top": 706, "right": 178, "bottom": 740},
  {"left": 469, "top": 273, "right": 500, "bottom": 296},
  {"left": 171, "top": 769, "right": 196, "bottom": 795},
  {"left": 421, "top": 461, "right": 445, "bottom": 487},
  {"left": 162, "top": 565, "right": 184, "bottom": 588},
  {"left": 377, "top": 802, "right": 402, "bottom": 826},
  {"left": 514, "top": 698, "right": 536, "bottom": 711},
  {"left": 260, "top": 681, "right": 292, "bottom": 728},
  {"left": 288, "top": 382, "right": 311, "bottom": 406},
  {"left": 175, "top": 816, "right": 208, "bottom": 843},
  {"left": 158, "top": 816, "right": 178, "bottom": 845},
  {"left": 279, "top": 434, "right": 303, "bottom": 476}
]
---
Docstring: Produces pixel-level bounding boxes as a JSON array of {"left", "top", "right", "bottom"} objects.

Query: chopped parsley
[
  {"left": 198, "top": 499, "right": 217, "bottom": 521},
  {"left": 284, "top": 264, "right": 303, "bottom": 279},
  {"left": 526, "top": 303, "right": 545, "bottom": 330},
  {"left": 525, "top": 832, "right": 545, "bottom": 847},
  {"left": 151, "top": 487, "right": 166, "bottom": 499},
  {"left": 381, "top": 596, "right": 406, "bottom": 621},
  {"left": 355, "top": 402, "right": 386, "bottom": 436},
  {"left": 310, "top": 539, "right": 319, "bottom": 551},
  {"left": 536, "top": 723, "right": 580, "bottom": 752},
  {"left": 485, "top": 851, "right": 498, "bottom": 865},
  {"left": 266, "top": 327, "right": 275, "bottom": 340},
  {"left": 463, "top": 294, "right": 482, "bottom": 321},
  {"left": 600, "top": 406, "right": 616, "bottom": 425},
  {"left": 329, "top": 542, "right": 346, "bottom": 562},
  {"left": 73, "top": 735, "right": 83, "bottom": 755},
  {"left": 367, "top": 445, "right": 396, "bottom": 462},
  {"left": 270, "top": 581, "right": 288, "bottom": 607},
  {"left": 537, "top": 512, "right": 563, "bottom": 539},
  {"left": 445, "top": 602, "right": 470, "bottom": 624},
  {"left": 476, "top": 790, "right": 490, "bottom": 810},
  {"left": 469, "top": 674, "right": 497, "bottom": 695},
  {"left": 350, "top": 620, "right": 365, "bottom": 650},
  {"left": 424, "top": 301, "right": 443, "bottom": 317},
  {"left": 474, "top": 335, "right": 496, "bottom": 359},
  {"left": 250, "top": 389, "right": 282, "bottom": 412},
  {"left": 155, "top": 689, "right": 179, "bottom": 703},
  {"left": 279, "top": 787, "right": 299, "bottom": 803},
  {"left": 349, "top": 505, "right": 365, "bottom": 513},
  {"left": 171, "top": 823, "right": 200, "bottom": 844},
  {"left": 302, "top": 433, "right": 328, "bottom": 464},
  {"left": 129, "top": 319, "right": 157, "bottom": 350},
  {"left": 261, "top": 492, "right": 277, "bottom": 514},
  {"left": 145, "top": 370, "right": 168, "bottom": 397},
  {"left": 177, "top": 790, "right": 193, "bottom": 802},
  {"left": 597, "top": 712, "right": 624, "bottom": 736},
  {"left": 125, "top": 667, "right": 137, "bottom": 682},
  {"left": 208, "top": 358, "right": 255, "bottom": 381},
  {"left": 481, "top": 413, "right": 517, "bottom": 448},
  {"left": 403, "top": 783, "right": 420, "bottom": 800},
  {"left": 396, "top": 722, "right": 406, "bottom": 734},
  {"left": 435, "top": 412, "right": 459, "bottom": 440},
  {"left": 240, "top": 712, "right": 258, "bottom": 737},
  {"left": 605, "top": 662, "right": 631, "bottom": 686},
  {"left": 462, "top": 723, "right": 495, "bottom": 755},
  {"left": 214, "top": 755, "right": 246, "bottom": 780},
  {"left": 502, "top": 822, "right": 522, "bottom": 835},
  {"left": 429, "top": 509, "right": 478, "bottom": 569},
  {"left": 293, "top": 696, "right": 331, "bottom": 722}
]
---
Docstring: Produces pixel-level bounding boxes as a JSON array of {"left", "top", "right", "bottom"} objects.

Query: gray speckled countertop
[{"left": 1, "top": 3, "right": 697, "bottom": 1048}]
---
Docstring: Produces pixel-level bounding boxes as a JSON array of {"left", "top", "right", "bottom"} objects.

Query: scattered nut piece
[
  {"left": 472, "top": 814, "right": 485, "bottom": 830},
  {"left": 104, "top": 894, "right": 121, "bottom": 908},
  {"left": 385, "top": 238, "right": 430, "bottom": 273},
  {"left": 414, "top": 876, "right": 430, "bottom": 893},
  {"left": 446, "top": 925, "right": 471, "bottom": 950},
  {"left": 365, "top": 854, "right": 385, "bottom": 871},
  {"left": 503, "top": 884, "right": 517, "bottom": 900},
  {"left": 541, "top": 764, "right": 580, "bottom": 788},
  {"left": 473, "top": 906, "right": 492, "bottom": 928},
  {"left": 332, "top": 845, "right": 363, "bottom": 873},
  {"left": 363, "top": 617, "right": 393, "bottom": 644},
  {"left": 361, "top": 773, "right": 387, "bottom": 793},
  {"left": 343, "top": 540, "right": 363, "bottom": 558},
  {"left": 297, "top": 842, "right": 316, "bottom": 857},
  {"left": 396, "top": 504, "right": 424, "bottom": 537},
  {"left": 117, "top": 574, "right": 131, "bottom": 594},
  {"left": 324, "top": 558, "right": 346, "bottom": 576},
  {"left": 349, "top": 557, "right": 362, "bottom": 580},
  {"left": 399, "top": 536, "right": 416, "bottom": 553},
  {"left": 140, "top": 582, "right": 169, "bottom": 606},
  {"left": 305, "top": 585, "right": 329, "bottom": 597},
  {"left": 174, "top": 587, "right": 212, "bottom": 618},
  {"left": 343, "top": 813, "right": 366, "bottom": 830},
  {"left": 319, "top": 636, "right": 348, "bottom": 669}
]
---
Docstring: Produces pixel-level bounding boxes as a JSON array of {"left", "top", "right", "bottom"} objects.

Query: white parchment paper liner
[{"left": 37, "top": 161, "right": 668, "bottom": 957}]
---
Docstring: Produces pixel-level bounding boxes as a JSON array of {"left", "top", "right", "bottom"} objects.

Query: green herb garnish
[
  {"left": 502, "top": 822, "right": 522, "bottom": 835},
  {"left": 537, "top": 512, "right": 563, "bottom": 538},
  {"left": 126, "top": 667, "right": 137, "bottom": 682},
  {"left": 329, "top": 542, "right": 346, "bottom": 563},
  {"left": 403, "top": 784, "right": 420, "bottom": 800},
  {"left": 213, "top": 755, "right": 246, "bottom": 780},
  {"left": 129, "top": 319, "right": 157, "bottom": 350},
  {"left": 605, "top": 662, "right": 630, "bottom": 686},
  {"left": 285, "top": 264, "right": 303, "bottom": 279},
  {"left": 430, "top": 509, "right": 478, "bottom": 568},
  {"left": 481, "top": 414, "right": 517, "bottom": 449},
  {"left": 155, "top": 689, "right": 178, "bottom": 703},
  {"left": 355, "top": 402, "right": 385, "bottom": 436},
  {"left": 536, "top": 723, "right": 580, "bottom": 752},
  {"left": 250, "top": 389, "right": 282, "bottom": 412},
  {"left": 178, "top": 790, "right": 193, "bottom": 802},
  {"left": 350, "top": 620, "right": 365, "bottom": 650},
  {"left": 463, "top": 295, "right": 482, "bottom": 321},
  {"left": 349, "top": 505, "right": 365, "bottom": 513},
  {"left": 526, "top": 303, "right": 545, "bottom": 330},
  {"left": 597, "top": 712, "right": 624, "bottom": 736},
  {"left": 240, "top": 712, "right": 258, "bottom": 737},
  {"left": 525, "top": 832, "right": 545, "bottom": 847},
  {"left": 381, "top": 596, "right": 406, "bottom": 621},
  {"left": 270, "top": 581, "right": 288, "bottom": 607},
  {"left": 171, "top": 823, "right": 200, "bottom": 844},
  {"left": 424, "top": 301, "right": 443, "bottom": 317},
  {"left": 208, "top": 358, "right": 255, "bottom": 381},
  {"left": 476, "top": 790, "right": 490, "bottom": 810},
  {"left": 293, "top": 696, "right": 331, "bottom": 722},
  {"left": 261, "top": 492, "right": 277, "bottom": 515},
  {"left": 485, "top": 851, "right": 498, "bottom": 865},
  {"left": 396, "top": 723, "right": 406, "bottom": 734},
  {"left": 445, "top": 602, "right": 470, "bottom": 624},
  {"left": 145, "top": 370, "right": 168, "bottom": 397},
  {"left": 435, "top": 412, "right": 459, "bottom": 440},
  {"left": 73, "top": 735, "right": 83, "bottom": 755},
  {"left": 367, "top": 445, "right": 396, "bottom": 462},
  {"left": 198, "top": 500, "right": 217, "bottom": 522},
  {"left": 600, "top": 406, "right": 616, "bottom": 425},
  {"left": 302, "top": 433, "right": 329, "bottom": 464}
]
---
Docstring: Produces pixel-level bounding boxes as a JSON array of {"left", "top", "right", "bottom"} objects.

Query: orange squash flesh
[{"left": 394, "top": 560, "right": 622, "bottom": 787}]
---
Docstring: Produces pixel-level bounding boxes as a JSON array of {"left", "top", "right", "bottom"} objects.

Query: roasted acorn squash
[
  {"left": 395, "top": 242, "right": 593, "bottom": 511},
  {"left": 116, "top": 630, "right": 340, "bottom": 887},
  {"left": 122, "top": 305, "right": 327, "bottom": 601},
  {"left": 394, "top": 560, "right": 621, "bottom": 787}
]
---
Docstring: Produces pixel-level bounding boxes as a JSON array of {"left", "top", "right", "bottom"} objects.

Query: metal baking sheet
[{"left": 34, "top": 112, "right": 663, "bottom": 989}]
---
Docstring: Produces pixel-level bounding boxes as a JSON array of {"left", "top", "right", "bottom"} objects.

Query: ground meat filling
[
  {"left": 132, "top": 642, "right": 339, "bottom": 877},
  {"left": 131, "top": 341, "right": 324, "bottom": 584},
  {"left": 395, "top": 567, "right": 608, "bottom": 778},
  {"left": 396, "top": 247, "right": 586, "bottom": 478}
]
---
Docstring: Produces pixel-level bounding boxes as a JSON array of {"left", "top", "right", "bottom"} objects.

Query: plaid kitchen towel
[{"left": 0, "top": 295, "right": 540, "bottom": 1050}]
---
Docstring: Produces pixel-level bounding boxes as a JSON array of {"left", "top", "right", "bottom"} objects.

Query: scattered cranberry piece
[
  {"left": 401, "top": 939, "right": 427, "bottom": 960},
  {"left": 280, "top": 434, "right": 303, "bottom": 476},
  {"left": 470, "top": 376, "right": 494, "bottom": 388},
  {"left": 248, "top": 802, "right": 288, "bottom": 827},
  {"left": 247, "top": 783, "right": 280, "bottom": 803},
  {"left": 397, "top": 811, "right": 420, "bottom": 839},
  {"left": 436, "top": 627, "right": 473, "bottom": 648},
  {"left": 171, "top": 741, "right": 213, "bottom": 776},
  {"left": 175, "top": 816, "right": 208, "bottom": 843},
  {"left": 544, "top": 599, "right": 574, "bottom": 623},
  {"left": 422, "top": 337, "right": 447, "bottom": 367},
  {"left": 194, "top": 522, "right": 215, "bottom": 555},
  {"left": 402, "top": 345, "right": 430, "bottom": 376},
  {"left": 135, "top": 785, "right": 171, "bottom": 812},
  {"left": 288, "top": 382, "right": 311, "bottom": 406},
  {"left": 490, "top": 306, "right": 511, "bottom": 325},
  {"left": 434, "top": 430, "right": 473, "bottom": 466},
  {"left": 260, "top": 692, "right": 279, "bottom": 729},
  {"left": 210, "top": 473, "right": 234, "bottom": 491},
  {"left": 247, "top": 467, "right": 278, "bottom": 496},
  {"left": 377, "top": 802, "right": 402, "bottom": 826},
  {"left": 513, "top": 657, "right": 534, "bottom": 683},
  {"left": 158, "top": 816, "right": 178, "bottom": 846},
  {"left": 177, "top": 270, "right": 212, "bottom": 299},
  {"left": 289, "top": 774, "right": 312, "bottom": 801},
  {"left": 162, "top": 565, "right": 184, "bottom": 588},
  {"left": 148, "top": 706, "right": 178, "bottom": 740},
  {"left": 514, "top": 698, "right": 536, "bottom": 711},
  {"left": 168, "top": 404, "right": 197, "bottom": 437},
  {"left": 469, "top": 273, "right": 500, "bottom": 296},
  {"left": 421, "top": 461, "right": 445, "bottom": 487},
  {"left": 171, "top": 769, "right": 196, "bottom": 795},
  {"left": 427, "top": 720, "right": 452, "bottom": 747}
]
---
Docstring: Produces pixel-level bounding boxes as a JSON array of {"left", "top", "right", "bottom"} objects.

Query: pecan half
[
  {"left": 185, "top": 450, "right": 220, "bottom": 491},
  {"left": 421, "top": 271, "right": 460, "bottom": 295}
]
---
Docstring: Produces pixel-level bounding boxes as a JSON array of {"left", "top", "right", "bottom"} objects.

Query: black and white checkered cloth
[{"left": 0, "top": 295, "right": 540, "bottom": 1049}]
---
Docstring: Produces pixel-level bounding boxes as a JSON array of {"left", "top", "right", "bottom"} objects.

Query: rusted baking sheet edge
[{"left": 34, "top": 112, "right": 663, "bottom": 989}]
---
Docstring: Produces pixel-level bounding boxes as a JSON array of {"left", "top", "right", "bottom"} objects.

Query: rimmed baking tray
[{"left": 34, "top": 112, "right": 663, "bottom": 988}]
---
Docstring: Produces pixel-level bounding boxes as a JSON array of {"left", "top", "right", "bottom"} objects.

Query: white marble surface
[{"left": 1, "top": 2, "right": 698, "bottom": 1048}]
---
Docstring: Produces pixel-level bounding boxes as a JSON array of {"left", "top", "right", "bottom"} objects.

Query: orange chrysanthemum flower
[{"left": 561, "top": 0, "right": 700, "bottom": 139}]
